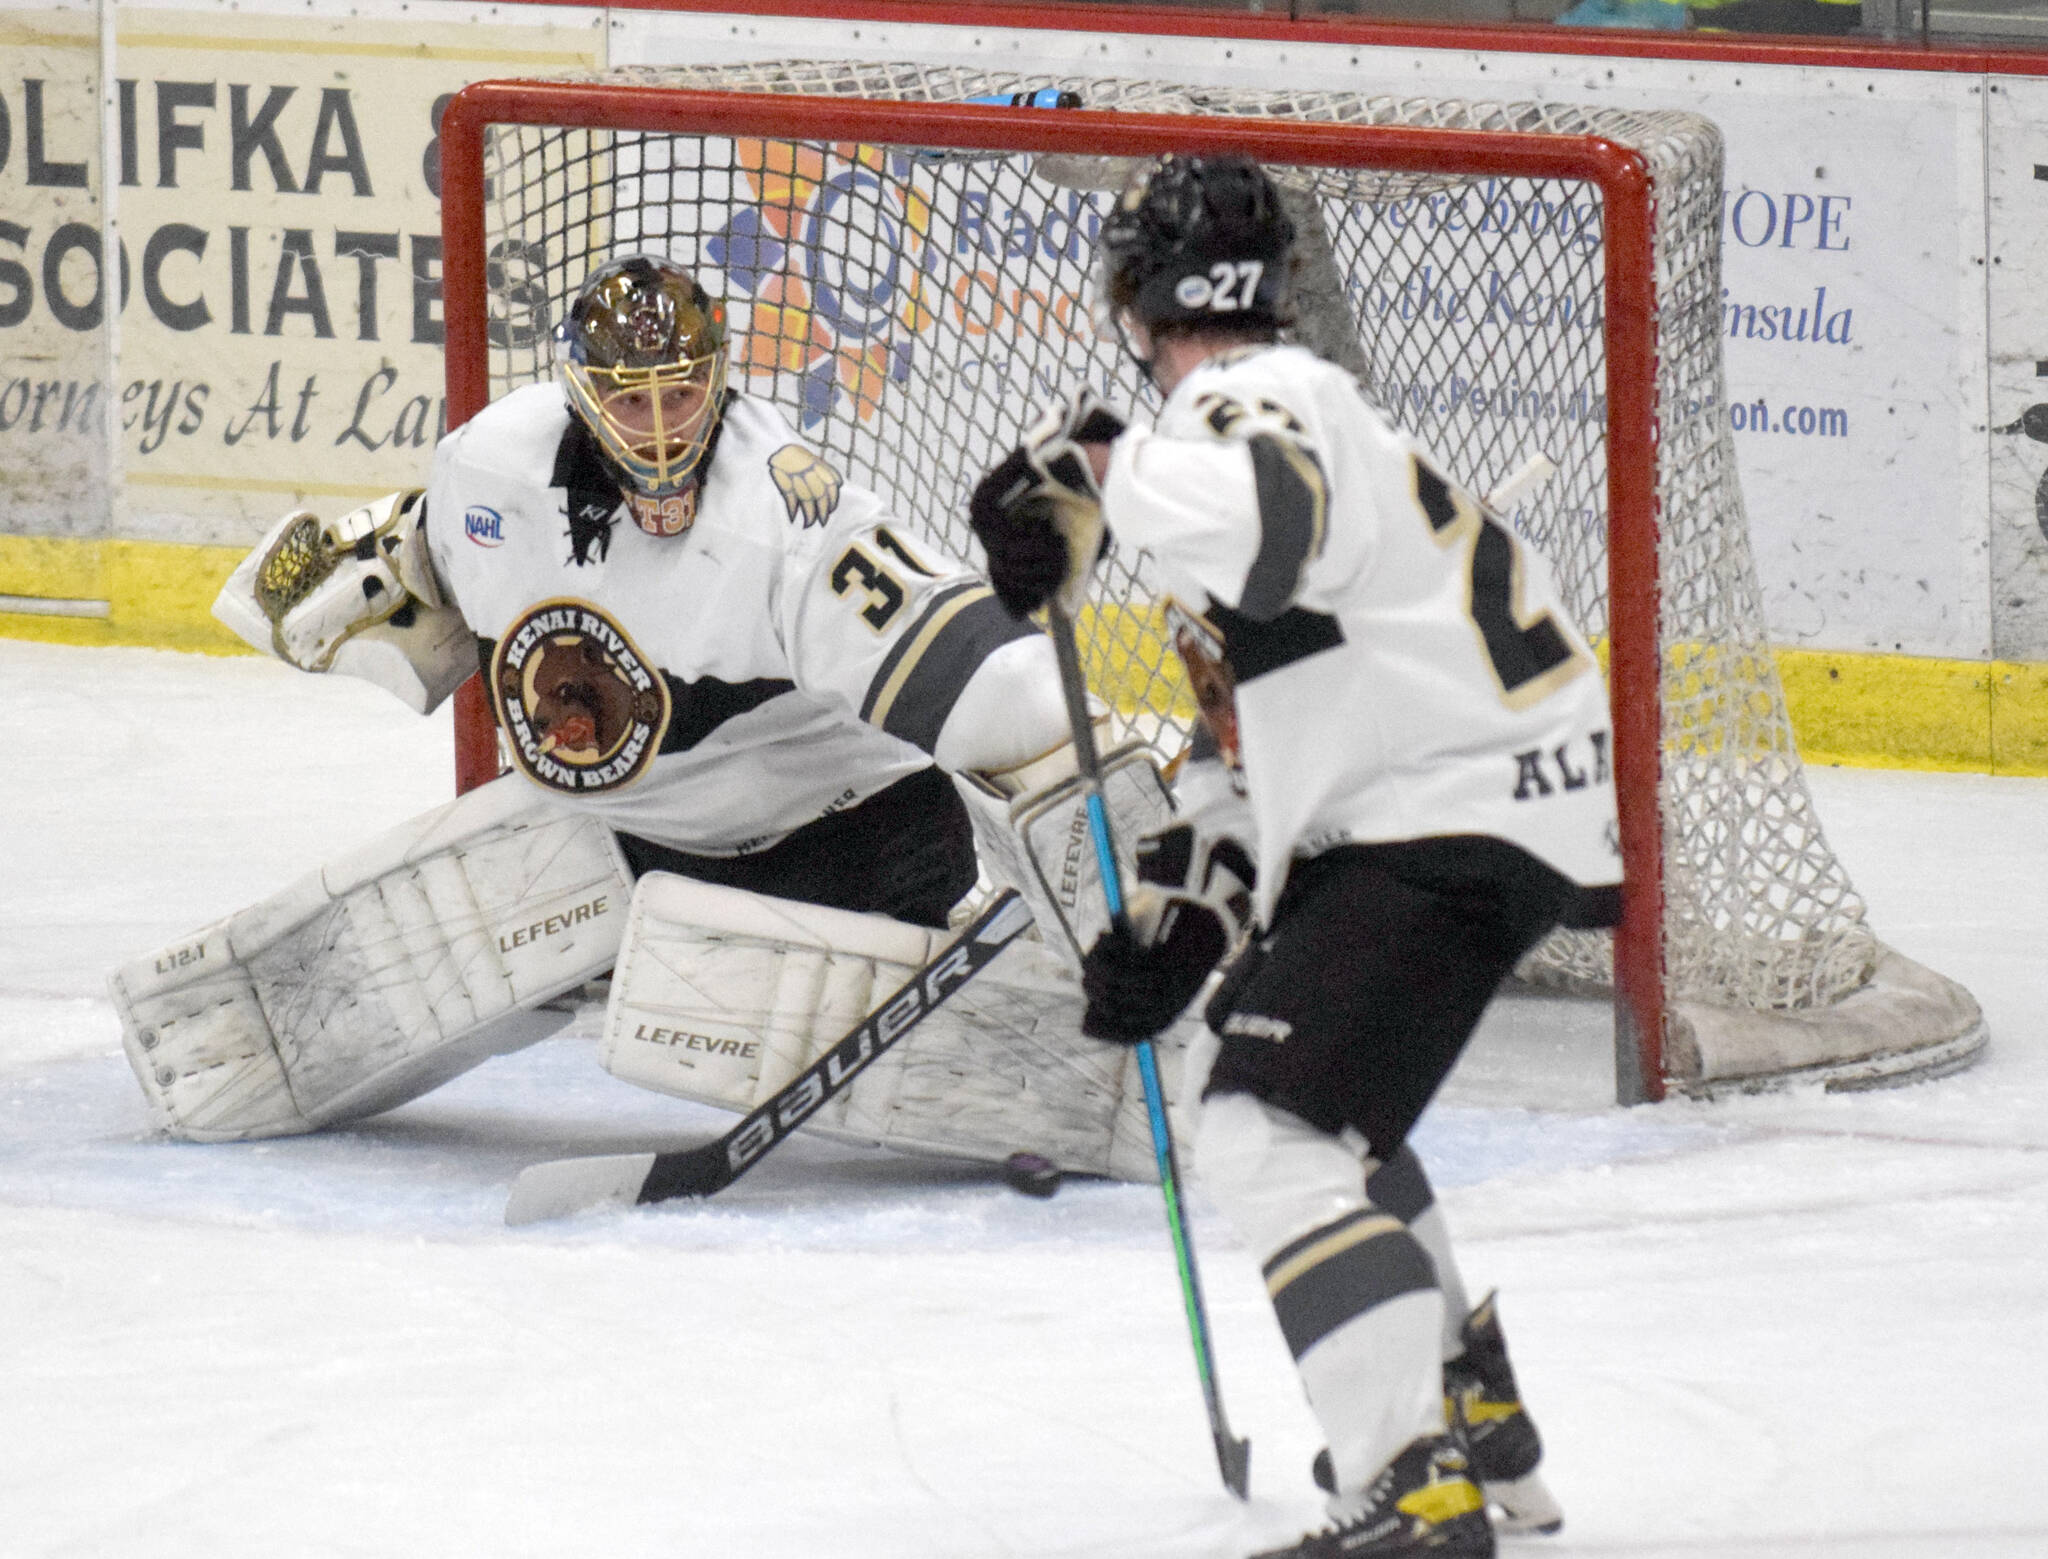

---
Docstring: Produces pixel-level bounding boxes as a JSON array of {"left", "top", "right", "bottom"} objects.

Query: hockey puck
[{"left": 1002, "top": 1152, "right": 1063, "bottom": 1199}]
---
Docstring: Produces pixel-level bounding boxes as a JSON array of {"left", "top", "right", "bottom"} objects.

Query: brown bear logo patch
[{"left": 490, "top": 599, "right": 671, "bottom": 794}]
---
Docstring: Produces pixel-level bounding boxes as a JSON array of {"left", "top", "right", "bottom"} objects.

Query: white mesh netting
[{"left": 463, "top": 61, "right": 1982, "bottom": 1090}]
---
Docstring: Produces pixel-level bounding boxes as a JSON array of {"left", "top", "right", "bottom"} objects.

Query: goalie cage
[{"left": 435, "top": 62, "right": 1986, "bottom": 1105}]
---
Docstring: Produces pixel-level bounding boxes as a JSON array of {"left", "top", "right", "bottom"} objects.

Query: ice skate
[
  {"left": 1259, "top": 1433, "right": 1493, "bottom": 1558},
  {"left": 1310, "top": 1294, "right": 1564, "bottom": 1538},
  {"left": 1444, "top": 1293, "right": 1563, "bottom": 1536}
]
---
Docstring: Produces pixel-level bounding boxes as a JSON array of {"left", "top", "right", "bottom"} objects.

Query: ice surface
[{"left": 3, "top": 640, "right": 2044, "bottom": 1558}]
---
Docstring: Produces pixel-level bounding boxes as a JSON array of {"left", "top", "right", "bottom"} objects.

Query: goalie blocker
[{"left": 956, "top": 737, "right": 1174, "bottom": 973}]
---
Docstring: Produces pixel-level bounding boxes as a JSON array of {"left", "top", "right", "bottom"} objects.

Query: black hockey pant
[
  {"left": 1203, "top": 836, "right": 1583, "bottom": 1159},
  {"left": 614, "top": 765, "right": 978, "bottom": 930}
]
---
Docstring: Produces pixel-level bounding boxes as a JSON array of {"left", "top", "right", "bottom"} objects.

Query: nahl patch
[
  {"left": 490, "top": 597, "right": 671, "bottom": 795},
  {"left": 1222, "top": 1012, "right": 1292, "bottom": 1042},
  {"left": 464, "top": 505, "right": 506, "bottom": 547}
]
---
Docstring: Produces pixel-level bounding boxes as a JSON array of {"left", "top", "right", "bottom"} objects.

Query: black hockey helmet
[
  {"left": 1097, "top": 155, "right": 1295, "bottom": 342},
  {"left": 558, "top": 254, "right": 728, "bottom": 500}
]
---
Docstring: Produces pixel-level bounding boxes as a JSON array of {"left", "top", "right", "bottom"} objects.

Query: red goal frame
[{"left": 435, "top": 79, "right": 1670, "bottom": 1100}]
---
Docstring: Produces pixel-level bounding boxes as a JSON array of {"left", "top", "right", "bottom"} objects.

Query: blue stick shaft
[
  {"left": 1046, "top": 601, "right": 1249, "bottom": 1500},
  {"left": 1135, "top": 1039, "right": 1223, "bottom": 1387},
  {"left": 1085, "top": 792, "right": 1124, "bottom": 920}
]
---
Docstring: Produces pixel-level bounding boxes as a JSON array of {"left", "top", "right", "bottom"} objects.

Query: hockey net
[{"left": 439, "top": 62, "right": 1985, "bottom": 1101}]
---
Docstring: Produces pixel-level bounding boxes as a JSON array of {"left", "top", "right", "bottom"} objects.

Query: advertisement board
[
  {"left": 615, "top": 13, "right": 1994, "bottom": 665},
  {"left": 0, "top": 2, "right": 105, "bottom": 542},
  {"left": 0, "top": 0, "right": 602, "bottom": 556},
  {"left": 1988, "top": 74, "right": 2048, "bottom": 666},
  {"left": 6, "top": 0, "right": 2048, "bottom": 765}
]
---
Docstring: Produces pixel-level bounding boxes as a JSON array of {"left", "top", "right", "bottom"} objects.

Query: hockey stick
[
  {"left": 1047, "top": 601, "right": 1252, "bottom": 1502},
  {"left": 1484, "top": 452, "right": 1557, "bottom": 514},
  {"left": 503, "top": 889, "right": 1034, "bottom": 1226}
]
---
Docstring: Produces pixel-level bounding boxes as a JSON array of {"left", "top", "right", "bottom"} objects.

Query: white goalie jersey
[
  {"left": 1101, "top": 343, "right": 1620, "bottom": 921},
  {"left": 426, "top": 383, "right": 1048, "bottom": 858}
]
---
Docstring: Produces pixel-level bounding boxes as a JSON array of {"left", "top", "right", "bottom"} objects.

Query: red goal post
[{"left": 434, "top": 69, "right": 1978, "bottom": 1104}]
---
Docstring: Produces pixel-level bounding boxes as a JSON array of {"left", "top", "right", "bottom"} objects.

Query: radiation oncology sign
[{"left": 0, "top": 6, "right": 599, "bottom": 540}]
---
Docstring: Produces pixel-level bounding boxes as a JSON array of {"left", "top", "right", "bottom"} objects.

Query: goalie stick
[{"left": 503, "top": 889, "right": 1034, "bottom": 1226}]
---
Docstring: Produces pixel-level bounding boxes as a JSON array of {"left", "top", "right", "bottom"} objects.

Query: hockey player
[
  {"left": 113, "top": 253, "right": 1176, "bottom": 1173},
  {"left": 970, "top": 157, "right": 1622, "bottom": 1556}
]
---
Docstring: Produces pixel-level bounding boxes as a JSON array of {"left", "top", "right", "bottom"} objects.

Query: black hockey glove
[
  {"left": 968, "top": 391, "right": 1127, "bottom": 619},
  {"left": 1080, "top": 823, "right": 1256, "bottom": 1045},
  {"left": 1082, "top": 906, "right": 1228, "bottom": 1044},
  {"left": 970, "top": 457, "right": 1072, "bottom": 618}
]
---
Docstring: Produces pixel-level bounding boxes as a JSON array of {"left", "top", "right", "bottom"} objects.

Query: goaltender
[{"left": 111, "top": 253, "right": 1177, "bottom": 1181}]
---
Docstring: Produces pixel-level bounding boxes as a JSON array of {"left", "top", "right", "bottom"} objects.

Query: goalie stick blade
[
  {"left": 501, "top": 891, "right": 1034, "bottom": 1225},
  {"left": 503, "top": 1152, "right": 660, "bottom": 1227}
]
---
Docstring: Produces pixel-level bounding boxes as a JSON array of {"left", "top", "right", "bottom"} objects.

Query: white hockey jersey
[
  {"left": 1101, "top": 343, "right": 1620, "bottom": 922},
  {"left": 426, "top": 383, "right": 1045, "bottom": 856}
]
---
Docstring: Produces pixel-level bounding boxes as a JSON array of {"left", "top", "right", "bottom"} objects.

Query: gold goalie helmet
[{"left": 559, "top": 254, "right": 728, "bottom": 501}]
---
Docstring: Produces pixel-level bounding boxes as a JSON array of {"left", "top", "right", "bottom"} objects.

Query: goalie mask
[
  {"left": 1097, "top": 155, "right": 1295, "bottom": 353},
  {"left": 559, "top": 255, "right": 728, "bottom": 506}
]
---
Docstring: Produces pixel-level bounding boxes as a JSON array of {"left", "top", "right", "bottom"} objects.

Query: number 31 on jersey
[{"left": 829, "top": 527, "right": 939, "bottom": 633}]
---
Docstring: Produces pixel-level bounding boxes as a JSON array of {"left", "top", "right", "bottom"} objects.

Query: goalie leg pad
[
  {"left": 954, "top": 739, "right": 1174, "bottom": 973},
  {"left": 600, "top": 871, "right": 946, "bottom": 1110},
  {"left": 837, "top": 942, "right": 1213, "bottom": 1182},
  {"left": 601, "top": 871, "right": 1212, "bottom": 1181},
  {"left": 111, "top": 775, "right": 631, "bottom": 1141}
]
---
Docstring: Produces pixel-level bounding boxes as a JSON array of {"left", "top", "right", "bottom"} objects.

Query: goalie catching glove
[
  {"left": 238, "top": 490, "right": 445, "bottom": 671},
  {"left": 1081, "top": 822, "right": 1256, "bottom": 1044},
  {"left": 214, "top": 490, "right": 474, "bottom": 714},
  {"left": 969, "top": 390, "right": 1128, "bottom": 618}
]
